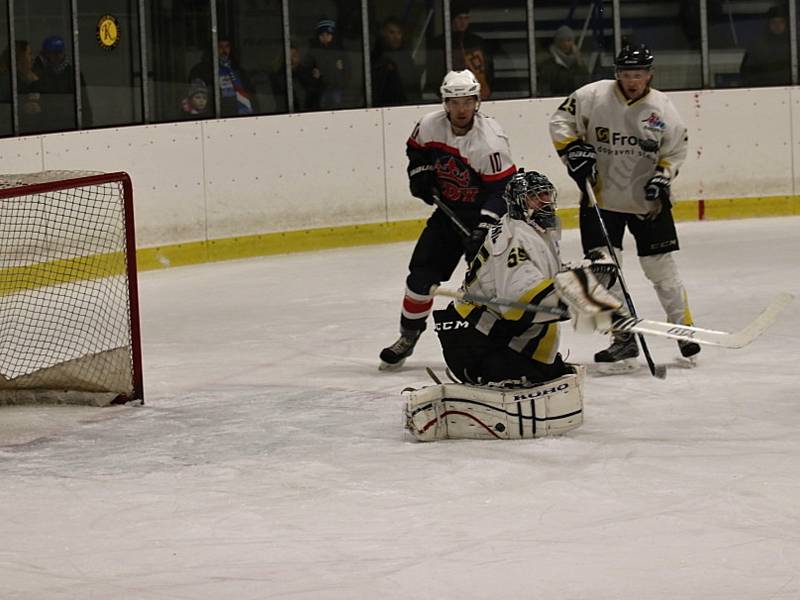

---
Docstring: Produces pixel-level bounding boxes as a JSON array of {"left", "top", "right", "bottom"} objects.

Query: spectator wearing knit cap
[
  {"left": 180, "top": 79, "right": 211, "bottom": 117},
  {"left": 538, "top": 25, "right": 591, "bottom": 97},
  {"left": 303, "top": 17, "right": 351, "bottom": 109}
]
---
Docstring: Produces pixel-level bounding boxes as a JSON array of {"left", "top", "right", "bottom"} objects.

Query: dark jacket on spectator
[
  {"left": 740, "top": 9, "right": 792, "bottom": 87},
  {"left": 371, "top": 36, "right": 421, "bottom": 106}
]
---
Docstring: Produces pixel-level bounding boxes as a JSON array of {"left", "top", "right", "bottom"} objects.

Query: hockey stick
[
  {"left": 430, "top": 192, "right": 471, "bottom": 237},
  {"left": 583, "top": 182, "right": 665, "bottom": 378},
  {"left": 434, "top": 287, "right": 794, "bottom": 349}
]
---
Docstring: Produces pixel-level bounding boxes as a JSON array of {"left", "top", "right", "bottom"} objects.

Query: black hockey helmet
[
  {"left": 615, "top": 44, "right": 654, "bottom": 70},
  {"left": 504, "top": 169, "right": 557, "bottom": 230}
]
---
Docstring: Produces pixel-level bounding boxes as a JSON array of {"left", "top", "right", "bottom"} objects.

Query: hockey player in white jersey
[
  {"left": 379, "top": 70, "right": 516, "bottom": 370},
  {"left": 433, "top": 169, "right": 620, "bottom": 385},
  {"left": 549, "top": 43, "right": 701, "bottom": 367}
]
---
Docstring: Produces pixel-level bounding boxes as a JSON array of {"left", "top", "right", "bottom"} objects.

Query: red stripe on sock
[{"left": 403, "top": 296, "right": 433, "bottom": 316}]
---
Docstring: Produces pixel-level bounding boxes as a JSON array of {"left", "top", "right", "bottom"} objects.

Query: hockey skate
[
  {"left": 379, "top": 330, "right": 421, "bottom": 371},
  {"left": 676, "top": 339, "right": 701, "bottom": 367},
  {"left": 593, "top": 332, "right": 640, "bottom": 375},
  {"left": 678, "top": 340, "right": 701, "bottom": 358}
]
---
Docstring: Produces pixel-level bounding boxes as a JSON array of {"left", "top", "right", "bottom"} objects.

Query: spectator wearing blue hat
[
  {"left": 303, "top": 17, "right": 351, "bottom": 109},
  {"left": 32, "top": 35, "right": 92, "bottom": 131}
]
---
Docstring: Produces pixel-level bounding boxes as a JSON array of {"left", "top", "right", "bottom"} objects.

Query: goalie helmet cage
[{"left": 0, "top": 170, "right": 143, "bottom": 406}]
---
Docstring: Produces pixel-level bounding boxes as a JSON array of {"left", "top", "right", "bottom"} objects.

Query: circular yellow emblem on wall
[{"left": 97, "top": 14, "right": 120, "bottom": 50}]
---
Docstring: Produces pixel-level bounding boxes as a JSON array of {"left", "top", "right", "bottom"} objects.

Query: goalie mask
[{"left": 504, "top": 169, "right": 558, "bottom": 231}]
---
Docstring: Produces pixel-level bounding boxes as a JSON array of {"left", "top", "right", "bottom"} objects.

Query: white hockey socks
[{"left": 639, "top": 253, "right": 693, "bottom": 325}]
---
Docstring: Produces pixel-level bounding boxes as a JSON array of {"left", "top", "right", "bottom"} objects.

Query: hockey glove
[
  {"left": 564, "top": 140, "right": 597, "bottom": 188},
  {"left": 409, "top": 164, "right": 437, "bottom": 205},
  {"left": 555, "top": 268, "right": 622, "bottom": 334},
  {"left": 463, "top": 216, "right": 498, "bottom": 262},
  {"left": 642, "top": 173, "right": 670, "bottom": 221}
]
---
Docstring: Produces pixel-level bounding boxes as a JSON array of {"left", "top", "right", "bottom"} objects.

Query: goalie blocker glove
[
  {"left": 563, "top": 140, "right": 597, "bottom": 188},
  {"left": 409, "top": 164, "right": 437, "bottom": 205},
  {"left": 463, "top": 215, "right": 498, "bottom": 262},
  {"left": 642, "top": 172, "right": 670, "bottom": 221}
]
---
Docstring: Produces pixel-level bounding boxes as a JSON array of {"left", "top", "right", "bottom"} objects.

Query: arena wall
[{"left": 0, "top": 86, "right": 797, "bottom": 269}]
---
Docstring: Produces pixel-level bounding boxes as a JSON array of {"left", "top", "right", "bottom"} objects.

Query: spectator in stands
[
  {"left": 740, "top": 5, "right": 791, "bottom": 87},
  {"left": 32, "top": 35, "right": 92, "bottom": 131},
  {"left": 303, "top": 18, "right": 351, "bottom": 109},
  {"left": 427, "top": 0, "right": 493, "bottom": 100},
  {"left": 0, "top": 40, "right": 43, "bottom": 133},
  {"left": 189, "top": 35, "right": 257, "bottom": 117},
  {"left": 538, "top": 25, "right": 591, "bottom": 97},
  {"left": 179, "top": 79, "right": 211, "bottom": 118},
  {"left": 372, "top": 17, "right": 422, "bottom": 106},
  {"left": 270, "top": 45, "right": 322, "bottom": 112}
]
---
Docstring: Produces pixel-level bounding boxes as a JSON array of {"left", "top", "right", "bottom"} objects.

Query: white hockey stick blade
[
  {"left": 612, "top": 292, "right": 794, "bottom": 349},
  {"left": 433, "top": 287, "right": 794, "bottom": 349}
]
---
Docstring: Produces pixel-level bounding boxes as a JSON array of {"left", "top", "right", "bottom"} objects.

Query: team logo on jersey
[
  {"left": 594, "top": 131, "right": 640, "bottom": 146},
  {"left": 436, "top": 156, "right": 479, "bottom": 203},
  {"left": 642, "top": 112, "right": 666, "bottom": 131},
  {"left": 593, "top": 126, "right": 659, "bottom": 153}
]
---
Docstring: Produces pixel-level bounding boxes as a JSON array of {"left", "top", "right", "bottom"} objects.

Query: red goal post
[{"left": 0, "top": 171, "right": 143, "bottom": 405}]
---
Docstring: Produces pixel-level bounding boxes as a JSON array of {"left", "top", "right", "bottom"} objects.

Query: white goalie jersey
[
  {"left": 453, "top": 215, "right": 566, "bottom": 365},
  {"left": 549, "top": 80, "right": 688, "bottom": 214}
]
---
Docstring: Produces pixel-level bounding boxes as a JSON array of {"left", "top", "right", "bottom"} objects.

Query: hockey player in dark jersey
[{"left": 379, "top": 70, "right": 516, "bottom": 370}]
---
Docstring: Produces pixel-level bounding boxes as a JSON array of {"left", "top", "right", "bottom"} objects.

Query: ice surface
[{"left": 1, "top": 217, "right": 799, "bottom": 599}]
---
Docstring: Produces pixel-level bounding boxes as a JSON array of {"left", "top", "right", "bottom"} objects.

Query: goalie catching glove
[{"left": 554, "top": 267, "right": 623, "bottom": 334}]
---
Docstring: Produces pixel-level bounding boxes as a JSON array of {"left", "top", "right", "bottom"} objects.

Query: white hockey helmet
[{"left": 440, "top": 70, "right": 481, "bottom": 110}]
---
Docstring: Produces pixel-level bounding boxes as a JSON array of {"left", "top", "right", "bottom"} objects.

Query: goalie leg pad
[{"left": 403, "top": 366, "right": 585, "bottom": 441}]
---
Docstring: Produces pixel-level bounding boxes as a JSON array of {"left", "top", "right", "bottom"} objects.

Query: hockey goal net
[{"left": 0, "top": 171, "right": 143, "bottom": 406}]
